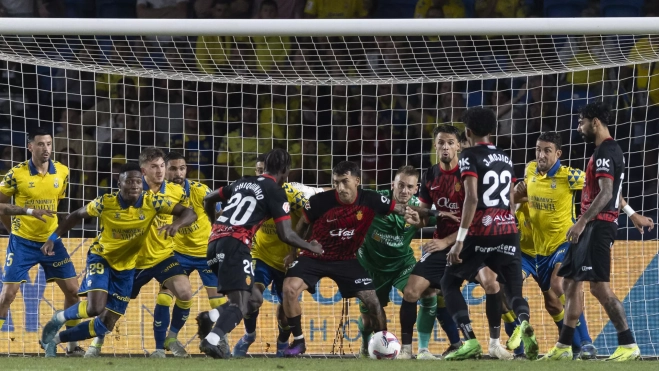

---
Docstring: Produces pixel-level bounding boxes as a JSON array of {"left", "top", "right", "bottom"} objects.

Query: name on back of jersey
[
  {"left": 483, "top": 153, "right": 513, "bottom": 167},
  {"left": 235, "top": 180, "right": 265, "bottom": 200}
]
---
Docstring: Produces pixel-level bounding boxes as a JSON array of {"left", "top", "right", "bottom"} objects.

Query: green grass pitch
[{"left": 1, "top": 357, "right": 658, "bottom": 371}]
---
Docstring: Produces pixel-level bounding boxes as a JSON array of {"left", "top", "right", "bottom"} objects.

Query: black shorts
[
  {"left": 207, "top": 237, "right": 254, "bottom": 293},
  {"left": 286, "top": 256, "right": 375, "bottom": 298},
  {"left": 411, "top": 251, "right": 448, "bottom": 289},
  {"left": 558, "top": 220, "right": 616, "bottom": 282},
  {"left": 445, "top": 234, "right": 521, "bottom": 285}
]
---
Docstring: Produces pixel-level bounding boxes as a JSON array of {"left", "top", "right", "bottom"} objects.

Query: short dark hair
[
  {"left": 579, "top": 101, "right": 611, "bottom": 127},
  {"left": 256, "top": 154, "right": 266, "bottom": 163},
  {"left": 395, "top": 165, "right": 419, "bottom": 179},
  {"left": 333, "top": 161, "right": 360, "bottom": 178},
  {"left": 28, "top": 128, "right": 52, "bottom": 143},
  {"left": 432, "top": 124, "right": 462, "bottom": 141},
  {"left": 263, "top": 148, "right": 291, "bottom": 174},
  {"left": 462, "top": 107, "right": 497, "bottom": 137},
  {"left": 165, "top": 151, "right": 186, "bottom": 163},
  {"left": 139, "top": 147, "right": 166, "bottom": 166},
  {"left": 537, "top": 132, "right": 562, "bottom": 151},
  {"left": 458, "top": 131, "right": 468, "bottom": 144},
  {"left": 119, "top": 162, "right": 142, "bottom": 175}
]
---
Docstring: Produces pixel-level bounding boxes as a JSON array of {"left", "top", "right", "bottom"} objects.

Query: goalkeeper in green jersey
[{"left": 356, "top": 165, "right": 458, "bottom": 359}]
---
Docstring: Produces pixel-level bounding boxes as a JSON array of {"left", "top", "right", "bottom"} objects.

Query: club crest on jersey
[
  {"left": 28, "top": 182, "right": 35, "bottom": 188},
  {"left": 139, "top": 213, "right": 145, "bottom": 220},
  {"left": 455, "top": 182, "right": 461, "bottom": 192},
  {"left": 53, "top": 178, "right": 59, "bottom": 188},
  {"left": 356, "top": 211, "right": 363, "bottom": 220},
  {"left": 551, "top": 179, "right": 557, "bottom": 189}
]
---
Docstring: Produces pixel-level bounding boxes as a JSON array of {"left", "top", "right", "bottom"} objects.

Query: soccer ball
[{"left": 368, "top": 331, "right": 401, "bottom": 360}]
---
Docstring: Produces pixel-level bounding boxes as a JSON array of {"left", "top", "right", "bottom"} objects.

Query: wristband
[
  {"left": 623, "top": 205, "right": 636, "bottom": 217},
  {"left": 456, "top": 227, "right": 468, "bottom": 242},
  {"left": 48, "top": 233, "right": 59, "bottom": 242},
  {"left": 26, "top": 208, "right": 34, "bottom": 215}
]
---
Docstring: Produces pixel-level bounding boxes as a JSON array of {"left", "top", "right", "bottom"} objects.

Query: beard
[{"left": 580, "top": 130, "right": 596, "bottom": 143}]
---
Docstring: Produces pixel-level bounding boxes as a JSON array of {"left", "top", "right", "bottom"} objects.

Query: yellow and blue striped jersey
[
  {"left": 135, "top": 180, "right": 190, "bottom": 269},
  {"left": 0, "top": 160, "right": 68, "bottom": 242},
  {"left": 86, "top": 191, "right": 176, "bottom": 271},
  {"left": 251, "top": 183, "right": 308, "bottom": 272},
  {"left": 525, "top": 160, "right": 585, "bottom": 256},
  {"left": 515, "top": 202, "right": 535, "bottom": 257},
  {"left": 173, "top": 179, "right": 212, "bottom": 258}
]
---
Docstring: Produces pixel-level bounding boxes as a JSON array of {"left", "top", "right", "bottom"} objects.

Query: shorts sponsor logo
[
  {"left": 581, "top": 266, "right": 593, "bottom": 271},
  {"left": 52, "top": 257, "right": 71, "bottom": 267},
  {"left": 330, "top": 228, "right": 355, "bottom": 240},
  {"left": 112, "top": 293, "right": 130, "bottom": 302},
  {"left": 475, "top": 244, "right": 516, "bottom": 256},
  {"left": 163, "top": 261, "right": 180, "bottom": 272},
  {"left": 354, "top": 278, "right": 372, "bottom": 285},
  {"left": 207, "top": 253, "right": 225, "bottom": 266}
]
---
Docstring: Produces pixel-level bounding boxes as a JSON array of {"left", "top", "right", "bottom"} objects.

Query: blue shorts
[
  {"left": 2, "top": 234, "right": 76, "bottom": 283},
  {"left": 78, "top": 253, "right": 134, "bottom": 316},
  {"left": 521, "top": 252, "right": 538, "bottom": 281},
  {"left": 253, "top": 258, "right": 285, "bottom": 303},
  {"left": 174, "top": 251, "right": 217, "bottom": 288},
  {"left": 536, "top": 242, "right": 570, "bottom": 292},
  {"left": 130, "top": 255, "right": 186, "bottom": 299}
]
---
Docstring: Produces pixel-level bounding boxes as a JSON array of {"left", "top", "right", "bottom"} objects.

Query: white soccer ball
[{"left": 368, "top": 331, "right": 401, "bottom": 360}]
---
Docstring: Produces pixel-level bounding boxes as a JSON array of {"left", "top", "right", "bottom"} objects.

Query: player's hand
[
  {"left": 514, "top": 181, "right": 527, "bottom": 198},
  {"left": 447, "top": 241, "right": 463, "bottom": 266},
  {"left": 41, "top": 240, "right": 55, "bottom": 256},
  {"left": 439, "top": 211, "right": 460, "bottom": 223},
  {"left": 30, "top": 209, "right": 55, "bottom": 223},
  {"left": 422, "top": 239, "right": 450, "bottom": 254},
  {"left": 307, "top": 240, "right": 323, "bottom": 255},
  {"left": 404, "top": 207, "right": 421, "bottom": 226},
  {"left": 283, "top": 253, "right": 297, "bottom": 269},
  {"left": 566, "top": 219, "right": 586, "bottom": 243},
  {"left": 630, "top": 213, "right": 655, "bottom": 234},
  {"left": 157, "top": 223, "right": 179, "bottom": 238}
]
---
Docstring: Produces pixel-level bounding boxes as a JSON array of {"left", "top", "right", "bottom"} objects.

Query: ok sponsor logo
[
  {"left": 458, "top": 157, "right": 470, "bottom": 172},
  {"left": 437, "top": 197, "right": 459, "bottom": 211},
  {"left": 596, "top": 158, "right": 611, "bottom": 172},
  {"left": 330, "top": 228, "right": 355, "bottom": 240}
]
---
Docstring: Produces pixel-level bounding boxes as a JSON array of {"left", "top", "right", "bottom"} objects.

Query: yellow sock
[
  {"left": 551, "top": 309, "right": 565, "bottom": 323},
  {"left": 502, "top": 310, "right": 516, "bottom": 323},
  {"left": 559, "top": 294, "right": 566, "bottom": 306},
  {"left": 65, "top": 319, "right": 81, "bottom": 328},
  {"left": 209, "top": 296, "right": 226, "bottom": 309},
  {"left": 175, "top": 299, "right": 193, "bottom": 310}
]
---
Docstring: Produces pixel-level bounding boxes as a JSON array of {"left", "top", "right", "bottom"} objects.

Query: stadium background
[{"left": 0, "top": 0, "right": 658, "bottom": 357}]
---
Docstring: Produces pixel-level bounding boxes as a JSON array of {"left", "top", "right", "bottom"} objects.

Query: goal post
[{"left": 0, "top": 17, "right": 657, "bottom": 357}]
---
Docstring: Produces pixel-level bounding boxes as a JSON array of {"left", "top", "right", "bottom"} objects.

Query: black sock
[
  {"left": 399, "top": 299, "right": 417, "bottom": 345},
  {"left": 558, "top": 325, "right": 575, "bottom": 346},
  {"left": 287, "top": 315, "right": 304, "bottom": 342},
  {"left": 486, "top": 293, "right": 502, "bottom": 339},
  {"left": 277, "top": 321, "right": 292, "bottom": 343},
  {"left": 455, "top": 315, "right": 476, "bottom": 340},
  {"left": 617, "top": 329, "right": 635, "bottom": 346},
  {"left": 210, "top": 305, "right": 243, "bottom": 338}
]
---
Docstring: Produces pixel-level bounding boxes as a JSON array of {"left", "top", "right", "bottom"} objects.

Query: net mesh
[{"left": 0, "top": 27, "right": 658, "bottom": 357}]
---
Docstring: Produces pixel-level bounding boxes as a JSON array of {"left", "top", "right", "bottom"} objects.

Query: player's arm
[
  {"left": 275, "top": 218, "right": 322, "bottom": 254},
  {"left": 422, "top": 230, "right": 458, "bottom": 254},
  {"left": 203, "top": 186, "right": 230, "bottom": 224},
  {"left": 513, "top": 180, "right": 527, "bottom": 204},
  {"left": 0, "top": 203, "right": 55, "bottom": 221},
  {"left": 447, "top": 176, "right": 478, "bottom": 265},
  {"left": 567, "top": 177, "right": 613, "bottom": 243},
  {"left": 40, "top": 206, "right": 92, "bottom": 256},
  {"left": 619, "top": 195, "right": 654, "bottom": 233},
  {"left": 158, "top": 204, "right": 198, "bottom": 238}
]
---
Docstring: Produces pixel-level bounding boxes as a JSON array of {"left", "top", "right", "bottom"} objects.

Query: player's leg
[
  {"left": 162, "top": 272, "right": 194, "bottom": 357},
  {"left": 200, "top": 288, "right": 253, "bottom": 359},
  {"left": 440, "top": 271, "right": 482, "bottom": 360},
  {"left": 357, "top": 269, "right": 390, "bottom": 358},
  {"left": 475, "top": 267, "right": 513, "bottom": 360},
  {"left": 399, "top": 274, "right": 430, "bottom": 358},
  {"left": 269, "top": 267, "right": 290, "bottom": 356},
  {"left": 281, "top": 257, "right": 318, "bottom": 357},
  {"left": 435, "top": 293, "right": 462, "bottom": 356},
  {"left": 233, "top": 259, "right": 271, "bottom": 357}
]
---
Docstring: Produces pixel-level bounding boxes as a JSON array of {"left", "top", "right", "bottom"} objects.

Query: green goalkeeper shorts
[{"left": 359, "top": 263, "right": 416, "bottom": 312}]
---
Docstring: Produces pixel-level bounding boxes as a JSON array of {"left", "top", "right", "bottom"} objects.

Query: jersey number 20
[
  {"left": 218, "top": 193, "right": 257, "bottom": 225},
  {"left": 483, "top": 170, "right": 512, "bottom": 207}
]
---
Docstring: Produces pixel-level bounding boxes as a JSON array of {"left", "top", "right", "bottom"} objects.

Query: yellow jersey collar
[
  {"left": 28, "top": 159, "right": 56, "bottom": 176},
  {"left": 142, "top": 178, "right": 166, "bottom": 194},
  {"left": 536, "top": 159, "right": 561, "bottom": 177},
  {"left": 117, "top": 191, "right": 144, "bottom": 209},
  {"left": 183, "top": 179, "right": 191, "bottom": 197}
]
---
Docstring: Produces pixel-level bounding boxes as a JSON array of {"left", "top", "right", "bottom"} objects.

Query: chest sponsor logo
[
  {"left": 437, "top": 197, "right": 459, "bottom": 211},
  {"left": 482, "top": 214, "right": 515, "bottom": 226},
  {"left": 330, "top": 228, "right": 355, "bottom": 240}
]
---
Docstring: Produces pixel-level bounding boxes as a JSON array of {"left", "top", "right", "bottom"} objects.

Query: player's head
[
  {"left": 432, "top": 124, "right": 461, "bottom": 165},
  {"left": 263, "top": 148, "right": 291, "bottom": 186},
  {"left": 118, "top": 162, "right": 143, "bottom": 201},
  {"left": 332, "top": 161, "right": 361, "bottom": 204},
  {"left": 392, "top": 165, "right": 419, "bottom": 204},
  {"left": 535, "top": 132, "right": 562, "bottom": 173},
  {"left": 578, "top": 101, "right": 611, "bottom": 143},
  {"left": 462, "top": 107, "right": 497, "bottom": 145},
  {"left": 165, "top": 151, "right": 187, "bottom": 185},
  {"left": 255, "top": 154, "right": 266, "bottom": 176},
  {"left": 27, "top": 128, "right": 53, "bottom": 164},
  {"left": 458, "top": 130, "right": 470, "bottom": 151},
  {"left": 139, "top": 147, "right": 166, "bottom": 184}
]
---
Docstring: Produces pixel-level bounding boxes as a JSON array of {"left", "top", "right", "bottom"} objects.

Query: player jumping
[
  {"left": 440, "top": 107, "right": 539, "bottom": 360},
  {"left": 40, "top": 162, "right": 197, "bottom": 357},
  {"left": 196, "top": 148, "right": 323, "bottom": 359},
  {"left": 542, "top": 102, "right": 653, "bottom": 361}
]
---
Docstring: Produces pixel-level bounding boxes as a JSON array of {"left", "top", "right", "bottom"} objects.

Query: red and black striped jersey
[
  {"left": 582, "top": 138, "right": 624, "bottom": 223},
  {"left": 419, "top": 163, "right": 464, "bottom": 239},
  {"left": 209, "top": 174, "right": 290, "bottom": 246},
  {"left": 458, "top": 143, "right": 518, "bottom": 236},
  {"left": 301, "top": 189, "right": 395, "bottom": 261}
]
